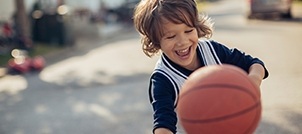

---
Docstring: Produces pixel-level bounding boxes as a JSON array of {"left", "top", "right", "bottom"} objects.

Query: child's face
[{"left": 160, "top": 19, "right": 199, "bottom": 70}]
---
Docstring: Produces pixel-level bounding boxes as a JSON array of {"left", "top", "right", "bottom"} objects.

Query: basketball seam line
[
  {"left": 180, "top": 101, "right": 261, "bottom": 123},
  {"left": 180, "top": 84, "right": 259, "bottom": 100}
]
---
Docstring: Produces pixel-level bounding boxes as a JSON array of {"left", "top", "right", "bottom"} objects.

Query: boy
[{"left": 133, "top": 0, "right": 269, "bottom": 133}]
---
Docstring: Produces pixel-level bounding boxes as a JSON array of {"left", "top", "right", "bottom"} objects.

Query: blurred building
[
  {"left": 0, "top": 0, "right": 127, "bottom": 20},
  {"left": 0, "top": 0, "right": 137, "bottom": 46}
]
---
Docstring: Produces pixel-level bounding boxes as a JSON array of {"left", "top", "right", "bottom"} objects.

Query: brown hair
[{"left": 133, "top": 0, "right": 213, "bottom": 57}]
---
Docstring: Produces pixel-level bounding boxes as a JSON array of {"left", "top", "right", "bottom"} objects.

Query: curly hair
[{"left": 133, "top": 0, "right": 213, "bottom": 57}]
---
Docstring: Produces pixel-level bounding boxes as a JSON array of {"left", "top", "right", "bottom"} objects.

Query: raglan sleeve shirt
[
  {"left": 148, "top": 40, "right": 269, "bottom": 134},
  {"left": 209, "top": 40, "right": 269, "bottom": 79},
  {"left": 149, "top": 72, "right": 178, "bottom": 134}
]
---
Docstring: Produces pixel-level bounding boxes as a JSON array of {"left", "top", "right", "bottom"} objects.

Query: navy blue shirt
[{"left": 148, "top": 40, "right": 269, "bottom": 133}]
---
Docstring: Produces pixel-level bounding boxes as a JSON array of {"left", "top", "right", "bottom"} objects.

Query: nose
[{"left": 176, "top": 34, "right": 189, "bottom": 47}]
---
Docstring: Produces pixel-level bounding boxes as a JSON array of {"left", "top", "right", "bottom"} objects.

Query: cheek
[
  {"left": 159, "top": 39, "right": 170, "bottom": 50},
  {"left": 191, "top": 34, "right": 199, "bottom": 45},
  {"left": 159, "top": 42, "right": 170, "bottom": 53},
  {"left": 192, "top": 30, "right": 199, "bottom": 39}
]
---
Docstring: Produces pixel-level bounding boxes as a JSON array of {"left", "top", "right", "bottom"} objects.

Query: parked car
[{"left": 247, "top": 0, "right": 293, "bottom": 19}]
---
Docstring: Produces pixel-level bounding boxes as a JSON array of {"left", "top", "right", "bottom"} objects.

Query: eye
[
  {"left": 185, "top": 29, "right": 194, "bottom": 33},
  {"left": 166, "top": 35, "right": 176, "bottom": 39}
]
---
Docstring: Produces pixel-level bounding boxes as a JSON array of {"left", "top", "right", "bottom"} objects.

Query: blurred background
[
  {"left": 0, "top": 0, "right": 137, "bottom": 60},
  {"left": 0, "top": 0, "right": 302, "bottom": 134}
]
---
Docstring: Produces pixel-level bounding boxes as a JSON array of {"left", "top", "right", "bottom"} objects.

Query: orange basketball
[{"left": 177, "top": 64, "right": 261, "bottom": 134}]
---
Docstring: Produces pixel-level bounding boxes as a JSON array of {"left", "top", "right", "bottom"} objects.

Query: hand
[
  {"left": 248, "top": 74, "right": 262, "bottom": 87},
  {"left": 154, "top": 128, "right": 173, "bottom": 134},
  {"left": 248, "top": 63, "right": 265, "bottom": 87}
]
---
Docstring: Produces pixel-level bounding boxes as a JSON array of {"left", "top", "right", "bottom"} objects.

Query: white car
[{"left": 247, "top": 0, "right": 293, "bottom": 19}]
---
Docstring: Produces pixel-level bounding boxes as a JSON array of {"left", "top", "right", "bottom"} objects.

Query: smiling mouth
[{"left": 176, "top": 46, "right": 191, "bottom": 58}]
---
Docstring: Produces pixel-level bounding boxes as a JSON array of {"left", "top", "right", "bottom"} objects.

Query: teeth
[
  {"left": 176, "top": 47, "right": 190, "bottom": 57},
  {"left": 178, "top": 48, "right": 189, "bottom": 53}
]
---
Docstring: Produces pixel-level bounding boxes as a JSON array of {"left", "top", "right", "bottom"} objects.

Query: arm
[
  {"left": 209, "top": 40, "right": 269, "bottom": 80},
  {"left": 248, "top": 63, "right": 265, "bottom": 87},
  {"left": 149, "top": 73, "right": 178, "bottom": 134}
]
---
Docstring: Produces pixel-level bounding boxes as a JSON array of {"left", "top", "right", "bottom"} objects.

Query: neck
[{"left": 186, "top": 54, "right": 201, "bottom": 71}]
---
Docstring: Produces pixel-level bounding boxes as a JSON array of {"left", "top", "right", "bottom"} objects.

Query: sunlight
[
  {"left": 72, "top": 101, "right": 118, "bottom": 123},
  {"left": 39, "top": 38, "right": 158, "bottom": 86},
  {"left": 89, "top": 103, "right": 118, "bottom": 123},
  {"left": 99, "top": 92, "right": 122, "bottom": 105},
  {"left": 0, "top": 75, "right": 27, "bottom": 95},
  {"left": 35, "top": 104, "right": 49, "bottom": 114}
]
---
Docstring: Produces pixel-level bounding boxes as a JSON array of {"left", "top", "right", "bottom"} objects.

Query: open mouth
[{"left": 175, "top": 46, "right": 191, "bottom": 58}]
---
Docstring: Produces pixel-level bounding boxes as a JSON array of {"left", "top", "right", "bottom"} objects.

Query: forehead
[
  {"left": 161, "top": 18, "right": 183, "bottom": 32},
  {"left": 159, "top": 14, "right": 193, "bottom": 35}
]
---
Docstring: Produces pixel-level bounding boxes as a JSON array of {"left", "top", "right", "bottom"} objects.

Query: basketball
[{"left": 177, "top": 64, "right": 261, "bottom": 134}]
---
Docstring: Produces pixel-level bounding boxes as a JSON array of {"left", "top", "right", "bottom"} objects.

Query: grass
[
  {"left": 0, "top": 54, "right": 11, "bottom": 67},
  {"left": 29, "top": 43, "right": 63, "bottom": 57}
]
